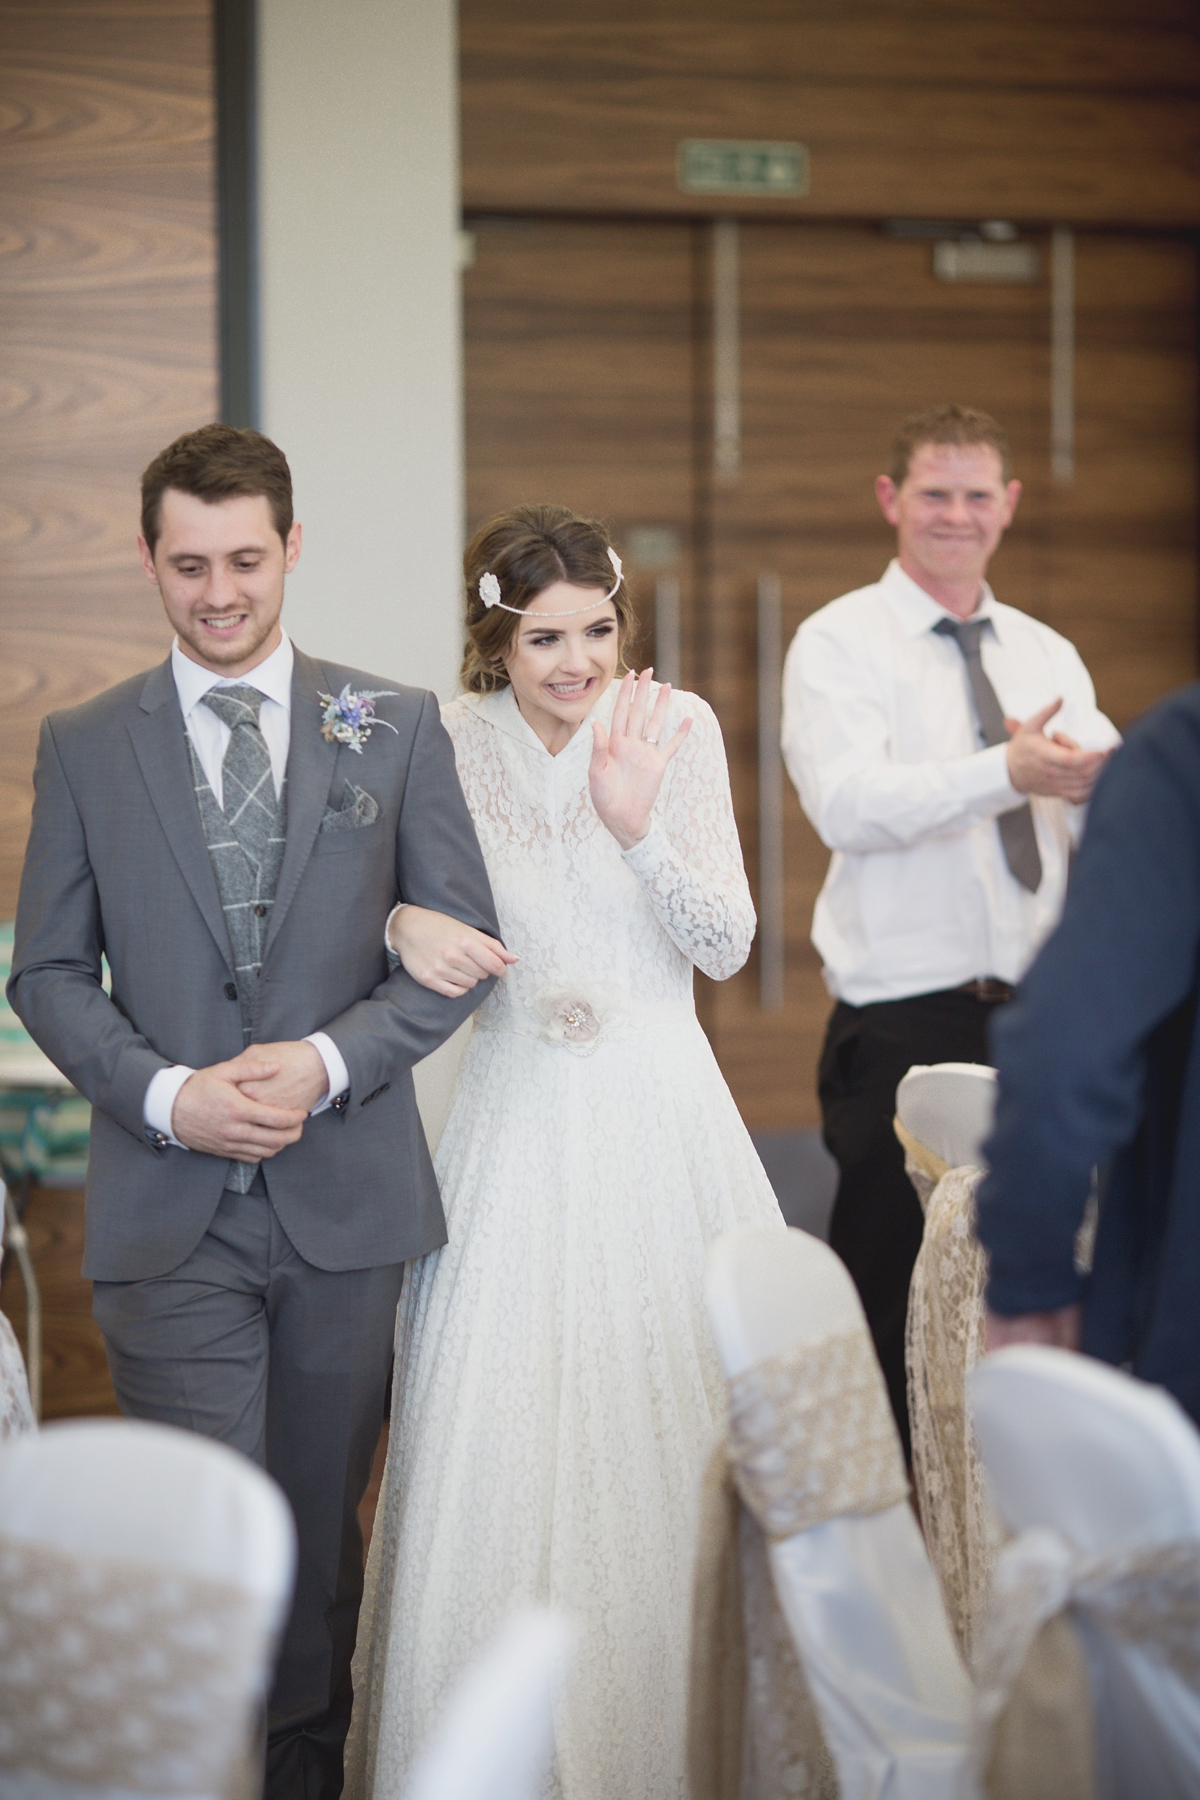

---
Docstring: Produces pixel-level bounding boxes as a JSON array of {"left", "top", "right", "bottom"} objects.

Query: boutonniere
[{"left": 318, "top": 684, "right": 399, "bottom": 755}]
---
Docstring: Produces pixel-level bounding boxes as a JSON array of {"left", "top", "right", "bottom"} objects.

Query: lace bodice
[{"left": 441, "top": 683, "right": 756, "bottom": 1028}]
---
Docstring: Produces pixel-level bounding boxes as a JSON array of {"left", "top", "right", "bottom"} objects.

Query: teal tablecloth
[{"left": 0, "top": 922, "right": 92, "bottom": 1186}]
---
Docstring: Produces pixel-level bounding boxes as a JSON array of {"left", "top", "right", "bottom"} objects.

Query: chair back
[
  {"left": 706, "top": 1226, "right": 970, "bottom": 1800},
  {"left": 971, "top": 1348, "right": 1200, "bottom": 1800},
  {"left": 0, "top": 1418, "right": 295, "bottom": 1799},
  {"left": 896, "top": 1063, "right": 997, "bottom": 1174},
  {"left": 402, "top": 1610, "right": 573, "bottom": 1800}
]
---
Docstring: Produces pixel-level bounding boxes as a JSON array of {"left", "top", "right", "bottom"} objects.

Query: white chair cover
[
  {"left": 0, "top": 1418, "right": 295, "bottom": 1800},
  {"left": 0, "top": 1187, "right": 35, "bottom": 1440},
  {"left": 971, "top": 1347, "right": 1200, "bottom": 1800},
  {"left": 705, "top": 1225, "right": 970, "bottom": 1800},
  {"left": 895, "top": 1064, "right": 997, "bottom": 1176},
  {"left": 401, "top": 1609, "right": 573, "bottom": 1800}
]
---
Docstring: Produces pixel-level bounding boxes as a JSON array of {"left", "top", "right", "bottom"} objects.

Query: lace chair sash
[
  {"left": 0, "top": 1536, "right": 275, "bottom": 1794},
  {"left": 726, "top": 1328, "right": 909, "bottom": 1539},
  {"left": 972, "top": 1527, "right": 1200, "bottom": 1799},
  {"left": 690, "top": 1329, "right": 910, "bottom": 1800}
]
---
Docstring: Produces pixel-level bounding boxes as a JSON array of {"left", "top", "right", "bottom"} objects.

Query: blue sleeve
[{"left": 977, "top": 684, "right": 1200, "bottom": 1314}]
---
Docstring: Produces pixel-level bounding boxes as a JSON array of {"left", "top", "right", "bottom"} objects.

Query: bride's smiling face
[{"left": 502, "top": 582, "right": 620, "bottom": 753}]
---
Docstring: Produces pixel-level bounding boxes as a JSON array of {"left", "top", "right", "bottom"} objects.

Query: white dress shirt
[
  {"left": 782, "top": 559, "right": 1120, "bottom": 1006},
  {"left": 143, "top": 633, "right": 350, "bottom": 1145}
]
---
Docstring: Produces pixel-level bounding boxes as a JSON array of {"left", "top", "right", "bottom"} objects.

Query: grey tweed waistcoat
[{"left": 185, "top": 735, "right": 287, "bottom": 1190}]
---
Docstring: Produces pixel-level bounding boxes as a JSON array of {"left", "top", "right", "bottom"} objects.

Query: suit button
[
  {"left": 224, "top": 982, "right": 238, "bottom": 1000},
  {"left": 254, "top": 903, "right": 267, "bottom": 917}
]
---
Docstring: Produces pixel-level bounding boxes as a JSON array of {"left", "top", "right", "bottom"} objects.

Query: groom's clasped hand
[{"left": 170, "top": 1039, "right": 327, "bottom": 1159}]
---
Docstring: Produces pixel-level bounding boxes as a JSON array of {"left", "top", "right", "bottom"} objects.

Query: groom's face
[{"left": 139, "top": 488, "right": 302, "bottom": 676}]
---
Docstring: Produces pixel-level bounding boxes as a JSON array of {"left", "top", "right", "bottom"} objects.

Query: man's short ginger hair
[
  {"left": 140, "top": 424, "right": 294, "bottom": 552},
  {"left": 890, "top": 404, "right": 1012, "bottom": 486}
]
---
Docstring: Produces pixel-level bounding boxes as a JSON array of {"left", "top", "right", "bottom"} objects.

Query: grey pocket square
[{"left": 320, "top": 784, "right": 379, "bottom": 833}]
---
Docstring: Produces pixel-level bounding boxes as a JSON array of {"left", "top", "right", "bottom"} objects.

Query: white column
[{"left": 257, "top": 0, "right": 462, "bottom": 697}]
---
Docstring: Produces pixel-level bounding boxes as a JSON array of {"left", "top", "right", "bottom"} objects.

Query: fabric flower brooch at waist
[{"left": 318, "top": 685, "right": 399, "bottom": 754}]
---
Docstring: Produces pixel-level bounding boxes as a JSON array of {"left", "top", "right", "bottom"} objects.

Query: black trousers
[
  {"left": 94, "top": 1179, "right": 404, "bottom": 1800},
  {"left": 818, "top": 988, "right": 1005, "bottom": 1460}
]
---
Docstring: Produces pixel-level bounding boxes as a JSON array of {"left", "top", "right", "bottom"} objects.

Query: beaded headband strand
[{"left": 478, "top": 547, "right": 623, "bottom": 617}]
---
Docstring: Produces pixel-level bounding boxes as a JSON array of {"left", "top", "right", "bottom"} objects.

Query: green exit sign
[{"left": 678, "top": 139, "right": 809, "bottom": 198}]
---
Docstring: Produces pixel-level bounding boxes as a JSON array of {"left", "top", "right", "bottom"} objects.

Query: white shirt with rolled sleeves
[
  {"left": 782, "top": 559, "right": 1120, "bottom": 1007},
  {"left": 142, "top": 633, "right": 351, "bottom": 1147}
]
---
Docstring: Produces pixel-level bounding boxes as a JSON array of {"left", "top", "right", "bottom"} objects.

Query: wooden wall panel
[
  {"left": 0, "top": 1188, "right": 118, "bottom": 1418},
  {"left": 462, "top": 1, "right": 1200, "bottom": 224},
  {"left": 463, "top": 217, "right": 700, "bottom": 678},
  {"left": 0, "top": 0, "right": 218, "bottom": 916}
]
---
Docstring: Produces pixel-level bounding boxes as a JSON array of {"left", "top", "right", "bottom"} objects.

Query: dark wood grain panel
[
  {"left": 0, "top": 1187, "right": 119, "bottom": 1419},
  {"left": 0, "top": 0, "right": 217, "bottom": 921},
  {"left": 462, "top": 0, "right": 1200, "bottom": 224},
  {"left": 464, "top": 78, "right": 1200, "bottom": 225},
  {"left": 464, "top": 217, "right": 700, "bottom": 679},
  {"left": 464, "top": 1, "right": 1200, "bottom": 92}
]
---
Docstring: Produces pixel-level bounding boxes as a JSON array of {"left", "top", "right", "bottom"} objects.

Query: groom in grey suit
[{"left": 9, "top": 424, "right": 500, "bottom": 1798}]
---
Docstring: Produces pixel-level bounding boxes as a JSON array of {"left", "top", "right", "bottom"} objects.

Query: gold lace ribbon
[
  {"left": 727, "top": 1327, "right": 910, "bottom": 1539},
  {"left": 0, "top": 1536, "right": 276, "bottom": 1792},
  {"left": 974, "top": 1529, "right": 1200, "bottom": 1800},
  {"left": 689, "top": 1328, "right": 910, "bottom": 1800}
]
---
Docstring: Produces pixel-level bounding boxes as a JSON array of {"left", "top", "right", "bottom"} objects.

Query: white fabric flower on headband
[{"left": 479, "top": 572, "right": 502, "bottom": 609}]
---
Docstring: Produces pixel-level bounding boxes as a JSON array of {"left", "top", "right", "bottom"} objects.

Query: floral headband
[{"left": 478, "top": 547, "right": 623, "bottom": 617}]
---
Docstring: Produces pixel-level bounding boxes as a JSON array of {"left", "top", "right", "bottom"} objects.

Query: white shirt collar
[
  {"left": 879, "top": 558, "right": 1001, "bottom": 640},
  {"left": 171, "top": 631, "right": 295, "bottom": 720}
]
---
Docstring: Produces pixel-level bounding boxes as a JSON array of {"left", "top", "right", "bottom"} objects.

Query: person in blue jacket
[{"left": 978, "top": 680, "right": 1200, "bottom": 1425}]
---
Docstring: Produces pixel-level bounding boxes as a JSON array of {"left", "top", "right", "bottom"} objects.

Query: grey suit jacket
[{"left": 8, "top": 646, "right": 499, "bottom": 1281}]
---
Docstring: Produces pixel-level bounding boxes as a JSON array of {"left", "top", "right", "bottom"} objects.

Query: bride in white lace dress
[{"left": 346, "top": 506, "right": 785, "bottom": 1799}]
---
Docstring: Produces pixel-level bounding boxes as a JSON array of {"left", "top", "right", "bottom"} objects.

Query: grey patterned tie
[
  {"left": 934, "top": 617, "right": 1043, "bottom": 893},
  {"left": 199, "top": 684, "right": 286, "bottom": 1192},
  {"left": 201, "top": 685, "right": 282, "bottom": 874}
]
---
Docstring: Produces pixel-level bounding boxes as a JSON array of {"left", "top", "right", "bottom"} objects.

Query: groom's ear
[
  {"left": 137, "top": 533, "right": 159, "bottom": 583},
  {"left": 283, "top": 520, "right": 302, "bottom": 573}
]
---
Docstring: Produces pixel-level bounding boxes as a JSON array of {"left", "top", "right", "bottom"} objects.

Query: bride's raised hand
[
  {"left": 387, "top": 905, "right": 517, "bottom": 998},
  {"left": 589, "top": 668, "right": 692, "bottom": 851}
]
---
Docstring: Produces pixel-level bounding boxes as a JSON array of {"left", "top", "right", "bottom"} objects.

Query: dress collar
[
  {"left": 463, "top": 677, "right": 620, "bottom": 758},
  {"left": 879, "top": 559, "right": 1002, "bottom": 641},
  {"left": 170, "top": 631, "right": 295, "bottom": 720}
]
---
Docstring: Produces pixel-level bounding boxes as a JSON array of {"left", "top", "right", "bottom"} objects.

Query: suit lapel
[
  {"left": 128, "top": 660, "right": 235, "bottom": 974},
  {"left": 263, "top": 647, "right": 340, "bottom": 957}
]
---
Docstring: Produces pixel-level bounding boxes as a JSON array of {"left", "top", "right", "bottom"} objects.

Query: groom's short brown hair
[{"left": 141, "top": 424, "right": 294, "bottom": 551}]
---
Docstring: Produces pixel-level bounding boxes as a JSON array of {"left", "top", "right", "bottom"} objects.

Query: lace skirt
[{"left": 346, "top": 1010, "right": 785, "bottom": 1800}]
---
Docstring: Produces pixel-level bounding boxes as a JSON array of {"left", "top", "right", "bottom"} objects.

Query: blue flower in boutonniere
[{"left": 317, "top": 684, "right": 400, "bottom": 755}]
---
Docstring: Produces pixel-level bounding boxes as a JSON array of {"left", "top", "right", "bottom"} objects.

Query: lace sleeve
[{"left": 621, "top": 695, "right": 755, "bottom": 981}]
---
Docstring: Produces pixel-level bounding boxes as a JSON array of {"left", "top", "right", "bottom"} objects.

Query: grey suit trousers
[{"left": 93, "top": 1178, "right": 404, "bottom": 1800}]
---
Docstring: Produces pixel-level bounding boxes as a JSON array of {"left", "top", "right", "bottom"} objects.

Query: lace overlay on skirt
[{"left": 0, "top": 1537, "right": 274, "bottom": 1793}]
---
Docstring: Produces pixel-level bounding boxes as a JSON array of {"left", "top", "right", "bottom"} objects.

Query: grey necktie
[
  {"left": 934, "top": 616, "right": 1043, "bottom": 893},
  {"left": 200, "top": 684, "right": 282, "bottom": 872},
  {"left": 199, "top": 684, "right": 285, "bottom": 1193}
]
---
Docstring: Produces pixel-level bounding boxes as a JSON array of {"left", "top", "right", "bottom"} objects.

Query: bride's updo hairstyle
[{"left": 460, "top": 504, "right": 636, "bottom": 695}]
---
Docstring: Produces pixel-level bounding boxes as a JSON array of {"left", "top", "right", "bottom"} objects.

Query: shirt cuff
[
  {"left": 305, "top": 1031, "right": 349, "bottom": 1114},
  {"left": 384, "top": 901, "right": 409, "bottom": 953},
  {"left": 962, "top": 741, "right": 1024, "bottom": 815},
  {"left": 143, "top": 1064, "right": 195, "bottom": 1149}
]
